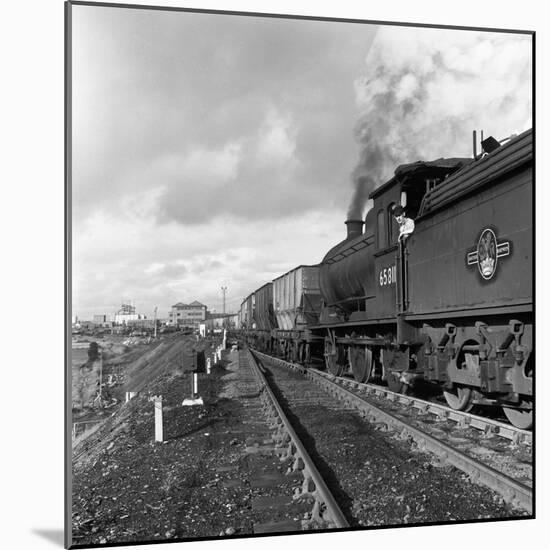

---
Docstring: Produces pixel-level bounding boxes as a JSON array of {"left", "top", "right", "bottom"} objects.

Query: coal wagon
[
  {"left": 250, "top": 282, "right": 278, "bottom": 351},
  {"left": 272, "top": 265, "right": 324, "bottom": 363}
]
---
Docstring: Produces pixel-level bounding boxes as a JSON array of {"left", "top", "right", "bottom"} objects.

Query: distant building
[
  {"left": 93, "top": 314, "right": 108, "bottom": 325},
  {"left": 169, "top": 301, "right": 207, "bottom": 329},
  {"left": 118, "top": 301, "right": 136, "bottom": 315},
  {"left": 114, "top": 313, "right": 147, "bottom": 325},
  {"left": 112, "top": 301, "right": 146, "bottom": 325}
]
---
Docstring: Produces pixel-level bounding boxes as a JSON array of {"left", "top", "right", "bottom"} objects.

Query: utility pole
[
  {"left": 153, "top": 306, "right": 158, "bottom": 339},
  {"left": 221, "top": 286, "right": 227, "bottom": 315}
]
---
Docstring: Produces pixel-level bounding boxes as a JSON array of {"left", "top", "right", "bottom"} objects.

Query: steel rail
[
  {"left": 311, "top": 369, "right": 532, "bottom": 446},
  {"left": 246, "top": 350, "right": 349, "bottom": 529},
  {"left": 254, "top": 350, "right": 532, "bottom": 514}
]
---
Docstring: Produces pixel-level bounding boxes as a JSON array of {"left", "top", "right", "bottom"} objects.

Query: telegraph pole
[{"left": 153, "top": 306, "right": 158, "bottom": 339}]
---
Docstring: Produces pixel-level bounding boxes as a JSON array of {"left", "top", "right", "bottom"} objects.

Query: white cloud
[
  {"left": 73, "top": 206, "right": 345, "bottom": 319},
  {"left": 151, "top": 142, "right": 243, "bottom": 186},
  {"left": 144, "top": 263, "right": 165, "bottom": 274},
  {"left": 255, "top": 108, "right": 297, "bottom": 163}
]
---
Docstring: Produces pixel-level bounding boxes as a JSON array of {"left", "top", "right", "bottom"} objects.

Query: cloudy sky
[{"left": 71, "top": 4, "right": 532, "bottom": 320}]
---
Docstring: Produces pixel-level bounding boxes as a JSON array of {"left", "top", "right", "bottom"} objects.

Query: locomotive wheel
[
  {"left": 386, "top": 371, "right": 406, "bottom": 393},
  {"left": 324, "top": 339, "right": 344, "bottom": 376},
  {"left": 443, "top": 385, "right": 474, "bottom": 412},
  {"left": 349, "top": 346, "right": 373, "bottom": 383},
  {"left": 503, "top": 399, "right": 533, "bottom": 430}
]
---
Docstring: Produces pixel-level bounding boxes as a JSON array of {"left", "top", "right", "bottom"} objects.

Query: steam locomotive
[{"left": 238, "top": 128, "right": 533, "bottom": 429}]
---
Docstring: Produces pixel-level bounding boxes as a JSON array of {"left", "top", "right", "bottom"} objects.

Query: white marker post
[
  {"left": 125, "top": 391, "right": 138, "bottom": 402},
  {"left": 182, "top": 373, "right": 204, "bottom": 406},
  {"left": 154, "top": 396, "right": 164, "bottom": 442},
  {"left": 206, "top": 357, "right": 211, "bottom": 374}
]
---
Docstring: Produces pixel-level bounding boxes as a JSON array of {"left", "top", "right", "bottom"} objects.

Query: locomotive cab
[
  {"left": 369, "top": 158, "right": 469, "bottom": 318},
  {"left": 317, "top": 158, "right": 469, "bottom": 386}
]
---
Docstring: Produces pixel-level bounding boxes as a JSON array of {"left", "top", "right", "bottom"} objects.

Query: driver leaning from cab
[{"left": 393, "top": 205, "right": 415, "bottom": 242}]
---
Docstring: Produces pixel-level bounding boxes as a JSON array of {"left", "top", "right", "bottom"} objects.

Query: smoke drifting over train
[
  {"left": 348, "top": 138, "right": 397, "bottom": 220},
  {"left": 348, "top": 27, "right": 532, "bottom": 220}
]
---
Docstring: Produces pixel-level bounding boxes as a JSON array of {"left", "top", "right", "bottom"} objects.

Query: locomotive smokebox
[
  {"left": 345, "top": 219, "right": 364, "bottom": 240},
  {"left": 320, "top": 216, "right": 372, "bottom": 314}
]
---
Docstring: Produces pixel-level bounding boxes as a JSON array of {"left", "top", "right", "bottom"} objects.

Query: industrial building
[{"left": 168, "top": 301, "right": 207, "bottom": 329}]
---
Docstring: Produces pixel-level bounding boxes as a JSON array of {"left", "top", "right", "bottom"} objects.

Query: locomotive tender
[{"left": 239, "top": 128, "right": 533, "bottom": 429}]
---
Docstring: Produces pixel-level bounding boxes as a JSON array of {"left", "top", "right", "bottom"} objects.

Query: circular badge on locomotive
[{"left": 477, "top": 228, "right": 497, "bottom": 279}]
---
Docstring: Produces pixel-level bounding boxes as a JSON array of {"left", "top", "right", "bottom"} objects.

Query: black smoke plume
[
  {"left": 347, "top": 127, "right": 398, "bottom": 220},
  {"left": 347, "top": 28, "right": 531, "bottom": 222}
]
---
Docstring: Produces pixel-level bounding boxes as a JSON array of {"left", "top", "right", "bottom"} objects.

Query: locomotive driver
[{"left": 393, "top": 205, "right": 415, "bottom": 242}]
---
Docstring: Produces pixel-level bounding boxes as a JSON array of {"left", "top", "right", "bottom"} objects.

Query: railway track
[
  {"left": 316, "top": 370, "right": 532, "bottom": 446},
  {"left": 252, "top": 349, "right": 533, "bottom": 516},
  {"left": 244, "top": 349, "right": 349, "bottom": 530}
]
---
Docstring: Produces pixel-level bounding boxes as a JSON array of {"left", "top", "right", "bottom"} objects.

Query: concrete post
[
  {"left": 207, "top": 357, "right": 211, "bottom": 374},
  {"left": 125, "top": 391, "right": 138, "bottom": 402},
  {"left": 193, "top": 372, "right": 198, "bottom": 398},
  {"left": 154, "top": 396, "right": 164, "bottom": 442}
]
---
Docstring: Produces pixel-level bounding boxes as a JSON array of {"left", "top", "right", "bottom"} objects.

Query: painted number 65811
[{"left": 379, "top": 265, "right": 396, "bottom": 287}]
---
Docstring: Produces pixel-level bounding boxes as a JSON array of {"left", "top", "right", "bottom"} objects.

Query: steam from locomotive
[{"left": 347, "top": 27, "right": 532, "bottom": 221}]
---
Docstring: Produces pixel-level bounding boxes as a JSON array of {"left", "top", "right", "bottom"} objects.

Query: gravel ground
[
  {"left": 71, "top": 348, "right": 529, "bottom": 548},
  {"left": 263, "top": 364, "right": 529, "bottom": 527},
  {"left": 72, "top": 350, "right": 309, "bottom": 546},
  {"left": 292, "top": 404, "right": 528, "bottom": 527}
]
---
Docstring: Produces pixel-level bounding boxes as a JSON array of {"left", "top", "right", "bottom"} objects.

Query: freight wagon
[{"left": 271, "top": 265, "right": 324, "bottom": 363}]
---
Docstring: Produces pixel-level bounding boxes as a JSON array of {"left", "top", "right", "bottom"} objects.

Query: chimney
[{"left": 345, "top": 219, "right": 364, "bottom": 240}]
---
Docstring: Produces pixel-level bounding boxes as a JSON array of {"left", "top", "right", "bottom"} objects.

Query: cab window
[
  {"left": 387, "top": 203, "right": 398, "bottom": 244},
  {"left": 376, "top": 209, "right": 385, "bottom": 249}
]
